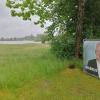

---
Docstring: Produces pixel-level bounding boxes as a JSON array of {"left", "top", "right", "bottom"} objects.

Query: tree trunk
[{"left": 75, "top": 0, "right": 86, "bottom": 58}]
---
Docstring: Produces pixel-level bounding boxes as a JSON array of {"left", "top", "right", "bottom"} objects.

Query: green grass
[
  {"left": 0, "top": 44, "right": 100, "bottom": 100},
  {"left": 0, "top": 44, "right": 65, "bottom": 89}
]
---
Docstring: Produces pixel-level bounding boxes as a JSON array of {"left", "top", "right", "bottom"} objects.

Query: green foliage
[
  {"left": 84, "top": 0, "right": 100, "bottom": 38},
  {"left": 6, "top": 0, "right": 100, "bottom": 58},
  {"left": 51, "top": 33, "right": 75, "bottom": 59},
  {"left": 6, "top": 0, "right": 79, "bottom": 59},
  {"left": 6, "top": 0, "right": 77, "bottom": 33}
]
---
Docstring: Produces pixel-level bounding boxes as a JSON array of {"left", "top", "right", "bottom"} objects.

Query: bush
[{"left": 51, "top": 33, "right": 75, "bottom": 59}]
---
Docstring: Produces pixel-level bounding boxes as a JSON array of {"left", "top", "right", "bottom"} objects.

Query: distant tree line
[
  {"left": 0, "top": 34, "right": 49, "bottom": 43},
  {"left": 0, "top": 35, "right": 34, "bottom": 41}
]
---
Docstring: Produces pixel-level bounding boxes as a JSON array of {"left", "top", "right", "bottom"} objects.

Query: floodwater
[{"left": 0, "top": 41, "right": 41, "bottom": 44}]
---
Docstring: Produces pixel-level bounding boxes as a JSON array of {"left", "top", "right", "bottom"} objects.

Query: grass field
[{"left": 0, "top": 44, "right": 100, "bottom": 100}]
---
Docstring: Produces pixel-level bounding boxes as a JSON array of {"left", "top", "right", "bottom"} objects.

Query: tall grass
[
  {"left": 0, "top": 44, "right": 100, "bottom": 100},
  {"left": 0, "top": 44, "right": 71, "bottom": 89}
]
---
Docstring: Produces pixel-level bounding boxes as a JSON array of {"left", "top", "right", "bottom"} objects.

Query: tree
[
  {"left": 75, "top": 0, "right": 86, "bottom": 58},
  {"left": 84, "top": 0, "right": 100, "bottom": 38},
  {"left": 6, "top": 0, "right": 100, "bottom": 58},
  {"left": 34, "top": 33, "right": 50, "bottom": 43}
]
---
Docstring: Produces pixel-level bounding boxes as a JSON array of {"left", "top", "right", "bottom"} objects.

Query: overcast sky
[{"left": 0, "top": 0, "right": 46, "bottom": 38}]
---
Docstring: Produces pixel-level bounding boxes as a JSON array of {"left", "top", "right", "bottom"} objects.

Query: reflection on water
[{"left": 0, "top": 41, "right": 41, "bottom": 44}]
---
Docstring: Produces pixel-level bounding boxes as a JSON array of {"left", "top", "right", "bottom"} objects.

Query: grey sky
[{"left": 0, "top": 0, "right": 45, "bottom": 38}]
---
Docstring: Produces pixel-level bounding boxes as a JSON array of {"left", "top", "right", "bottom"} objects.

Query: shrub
[{"left": 51, "top": 33, "right": 75, "bottom": 59}]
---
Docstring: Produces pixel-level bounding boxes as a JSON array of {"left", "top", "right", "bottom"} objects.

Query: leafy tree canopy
[{"left": 6, "top": 0, "right": 100, "bottom": 58}]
